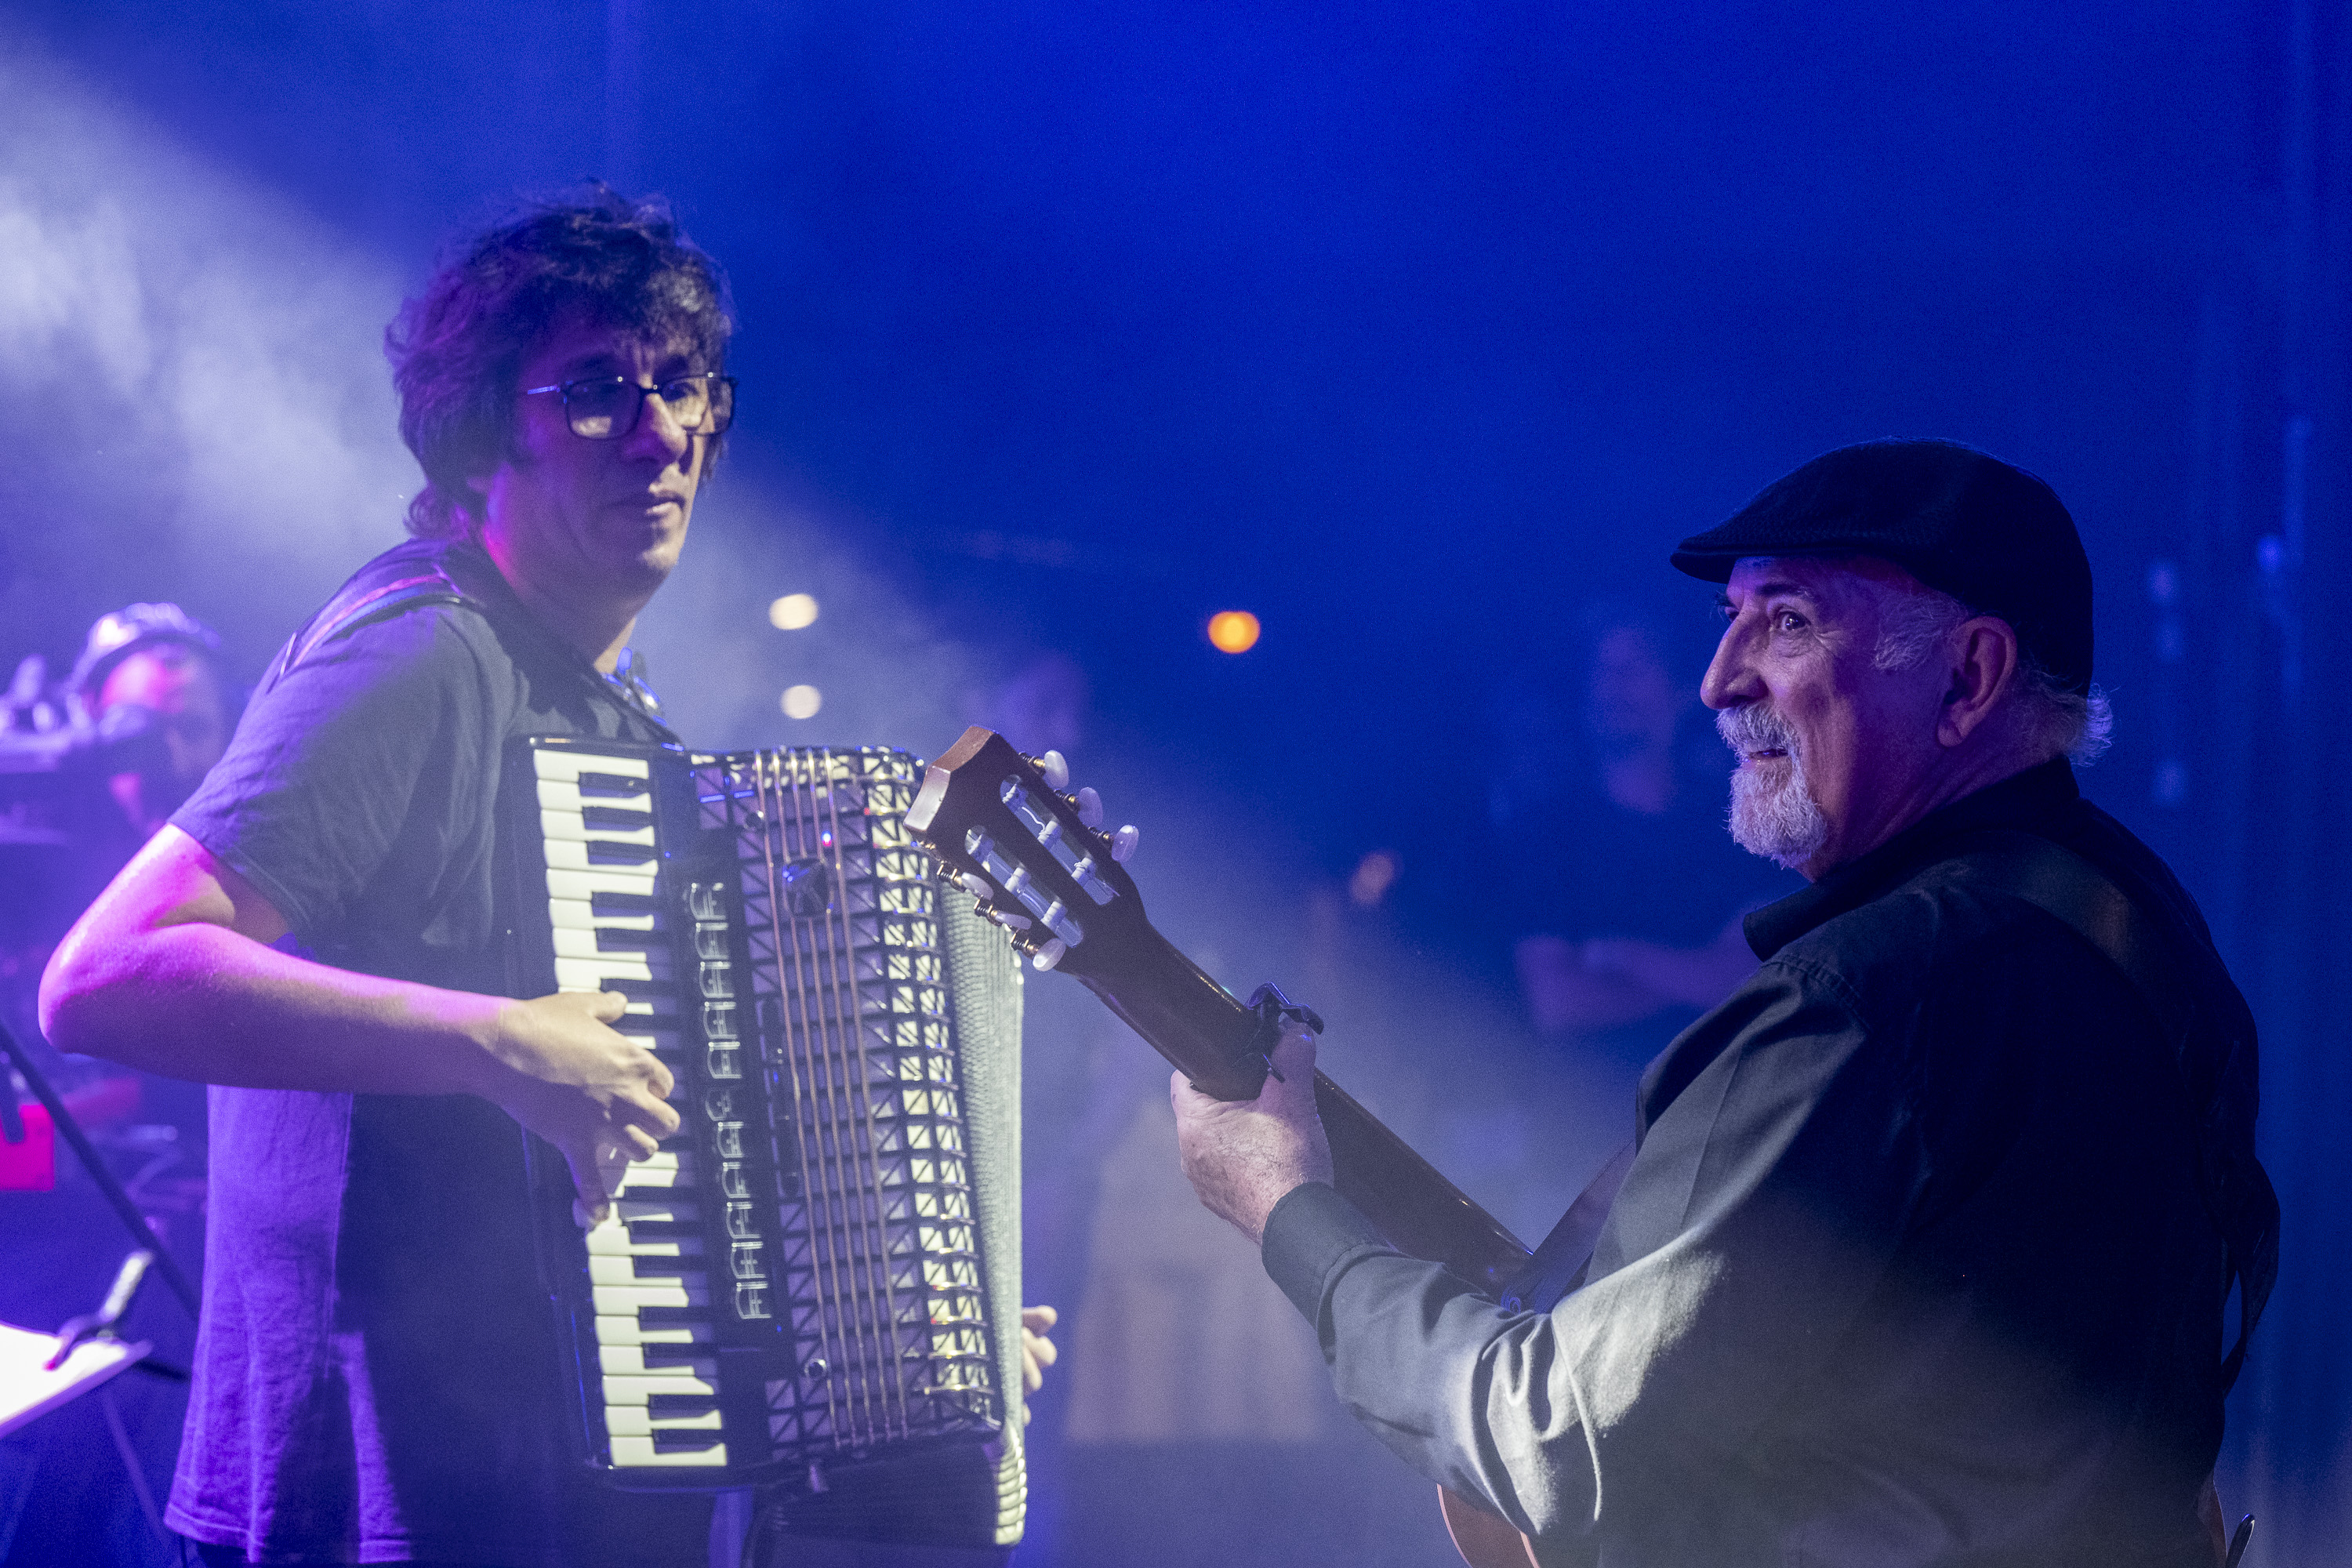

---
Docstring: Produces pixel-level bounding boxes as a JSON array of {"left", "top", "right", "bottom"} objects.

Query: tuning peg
[
  {"left": 959, "top": 872, "right": 995, "bottom": 900},
  {"left": 1112, "top": 825, "right": 1139, "bottom": 863},
  {"left": 1039, "top": 750, "right": 1071, "bottom": 792},
  {"left": 984, "top": 905, "right": 1033, "bottom": 931},
  {"left": 1033, "top": 938, "right": 1069, "bottom": 971},
  {"left": 1075, "top": 786, "right": 1104, "bottom": 828}
]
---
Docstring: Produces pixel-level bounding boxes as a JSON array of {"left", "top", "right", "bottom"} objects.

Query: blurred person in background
[
  {"left": 0, "top": 604, "right": 236, "bottom": 1562},
  {"left": 1, "top": 602, "right": 239, "bottom": 968},
  {"left": 71, "top": 602, "right": 239, "bottom": 846},
  {"left": 1492, "top": 602, "right": 1793, "bottom": 1069},
  {"left": 2, "top": 597, "right": 234, "bottom": 1157}
]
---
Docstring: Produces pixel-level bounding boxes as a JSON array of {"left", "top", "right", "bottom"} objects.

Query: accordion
[{"left": 502, "top": 736, "right": 1025, "bottom": 1551}]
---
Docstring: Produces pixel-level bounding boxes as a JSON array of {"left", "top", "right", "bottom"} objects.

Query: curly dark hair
[{"left": 385, "top": 187, "right": 735, "bottom": 539}]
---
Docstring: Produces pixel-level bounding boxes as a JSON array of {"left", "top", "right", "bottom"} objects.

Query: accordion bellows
[{"left": 505, "top": 738, "right": 1024, "bottom": 1551}]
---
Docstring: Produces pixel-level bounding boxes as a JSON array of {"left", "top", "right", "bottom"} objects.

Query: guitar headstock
[{"left": 906, "top": 727, "right": 1149, "bottom": 982}]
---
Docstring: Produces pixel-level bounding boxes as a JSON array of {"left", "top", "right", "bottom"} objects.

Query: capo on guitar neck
[{"left": 1243, "top": 984, "right": 1326, "bottom": 1083}]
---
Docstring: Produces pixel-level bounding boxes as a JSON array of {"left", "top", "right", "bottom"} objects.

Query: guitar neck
[
  {"left": 1073, "top": 923, "right": 1531, "bottom": 1295},
  {"left": 905, "top": 725, "right": 1541, "bottom": 1568}
]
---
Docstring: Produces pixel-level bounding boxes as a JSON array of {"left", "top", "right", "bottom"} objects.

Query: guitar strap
[
  {"left": 1500, "top": 1140, "right": 1632, "bottom": 1315},
  {"left": 1504, "top": 829, "right": 2279, "bottom": 1393}
]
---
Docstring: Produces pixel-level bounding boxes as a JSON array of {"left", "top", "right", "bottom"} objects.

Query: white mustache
[{"left": 1717, "top": 703, "right": 1798, "bottom": 758}]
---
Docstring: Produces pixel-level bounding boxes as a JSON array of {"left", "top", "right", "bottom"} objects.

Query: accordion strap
[
  {"left": 268, "top": 539, "right": 673, "bottom": 732},
  {"left": 268, "top": 539, "right": 477, "bottom": 687}
]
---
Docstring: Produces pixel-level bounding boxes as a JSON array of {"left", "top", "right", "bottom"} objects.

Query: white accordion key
[
  {"left": 607, "top": 1436, "right": 728, "bottom": 1468},
  {"left": 587, "top": 1254, "right": 697, "bottom": 1285},
  {"left": 605, "top": 1406, "right": 722, "bottom": 1436},
  {"left": 616, "top": 1151, "right": 693, "bottom": 1191},
  {"left": 590, "top": 1279, "right": 710, "bottom": 1314},
  {"left": 542, "top": 839, "right": 654, "bottom": 871},
  {"left": 548, "top": 898, "right": 658, "bottom": 933},
  {"left": 554, "top": 953, "right": 672, "bottom": 987},
  {"left": 536, "top": 778, "right": 648, "bottom": 811},
  {"left": 550, "top": 928, "right": 671, "bottom": 964},
  {"left": 533, "top": 750, "right": 651, "bottom": 785},
  {"left": 590, "top": 1313, "right": 706, "bottom": 1348},
  {"left": 537, "top": 806, "right": 656, "bottom": 846},
  {"left": 598, "top": 1345, "right": 719, "bottom": 1377},
  {"left": 546, "top": 867, "right": 658, "bottom": 902},
  {"left": 603, "top": 1368, "right": 720, "bottom": 1406}
]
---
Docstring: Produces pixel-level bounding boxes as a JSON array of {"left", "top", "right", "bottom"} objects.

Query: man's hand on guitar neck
[{"left": 1171, "top": 1029, "right": 1333, "bottom": 1244}]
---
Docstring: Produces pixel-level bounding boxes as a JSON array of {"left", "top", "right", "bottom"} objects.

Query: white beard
[{"left": 1718, "top": 704, "right": 1830, "bottom": 872}]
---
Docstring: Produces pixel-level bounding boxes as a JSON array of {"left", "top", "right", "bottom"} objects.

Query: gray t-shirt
[{"left": 164, "top": 540, "right": 688, "bottom": 1565}]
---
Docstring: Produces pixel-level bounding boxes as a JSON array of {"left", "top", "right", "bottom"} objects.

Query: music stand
[
  {"left": 0, "top": 1247, "right": 176, "bottom": 1542},
  {"left": 0, "top": 1317, "right": 150, "bottom": 1440},
  {"left": 0, "top": 1018, "right": 198, "bottom": 1319},
  {"left": 1, "top": 1020, "right": 196, "bottom": 1543}
]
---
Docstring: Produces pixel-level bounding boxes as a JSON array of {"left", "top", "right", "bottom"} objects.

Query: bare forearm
[
  {"left": 40, "top": 826, "right": 677, "bottom": 1217},
  {"left": 41, "top": 917, "right": 504, "bottom": 1096}
]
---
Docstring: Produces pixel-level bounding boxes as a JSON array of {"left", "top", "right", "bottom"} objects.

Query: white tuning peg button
[
  {"left": 1039, "top": 750, "right": 1071, "bottom": 792},
  {"left": 992, "top": 909, "right": 1033, "bottom": 931},
  {"left": 960, "top": 873, "right": 995, "bottom": 900},
  {"left": 1112, "top": 825, "right": 1140, "bottom": 863},
  {"left": 1033, "top": 938, "right": 1069, "bottom": 971},
  {"left": 1076, "top": 786, "right": 1104, "bottom": 828}
]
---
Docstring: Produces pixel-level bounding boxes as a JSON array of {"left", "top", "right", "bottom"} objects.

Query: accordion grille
[{"left": 701, "top": 746, "right": 1006, "bottom": 1456}]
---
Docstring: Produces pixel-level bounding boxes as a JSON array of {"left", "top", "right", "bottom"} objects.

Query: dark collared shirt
[{"left": 1264, "top": 760, "right": 2254, "bottom": 1567}]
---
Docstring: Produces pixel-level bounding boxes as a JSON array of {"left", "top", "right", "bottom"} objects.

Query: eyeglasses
[{"left": 521, "top": 373, "right": 737, "bottom": 440}]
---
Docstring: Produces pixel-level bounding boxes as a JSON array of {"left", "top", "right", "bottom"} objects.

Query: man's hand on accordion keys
[{"left": 468, "top": 985, "right": 681, "bottom": 1226}]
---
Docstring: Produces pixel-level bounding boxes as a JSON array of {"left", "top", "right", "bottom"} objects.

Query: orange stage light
[{"left": 1207, "top": 610, "right": 1261, "bottom": 654}]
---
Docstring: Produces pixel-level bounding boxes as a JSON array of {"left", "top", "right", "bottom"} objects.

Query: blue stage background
[{"left": 0, "top": 1, "right": 2344, "bottom": 1563}]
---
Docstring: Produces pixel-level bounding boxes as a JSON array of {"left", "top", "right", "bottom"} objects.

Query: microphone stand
[{"left": 0, "top": 1018, "right": 198, "bottom": 1320}]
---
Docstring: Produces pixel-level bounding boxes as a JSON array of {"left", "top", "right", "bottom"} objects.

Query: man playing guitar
[{"left": 1169, "top": 441, "right": 2274, "bottom": 1568}]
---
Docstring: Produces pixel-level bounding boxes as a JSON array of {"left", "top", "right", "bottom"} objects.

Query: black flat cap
[{"left": 1671, "top": 438, "right": 2093, "bottom": 693}]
